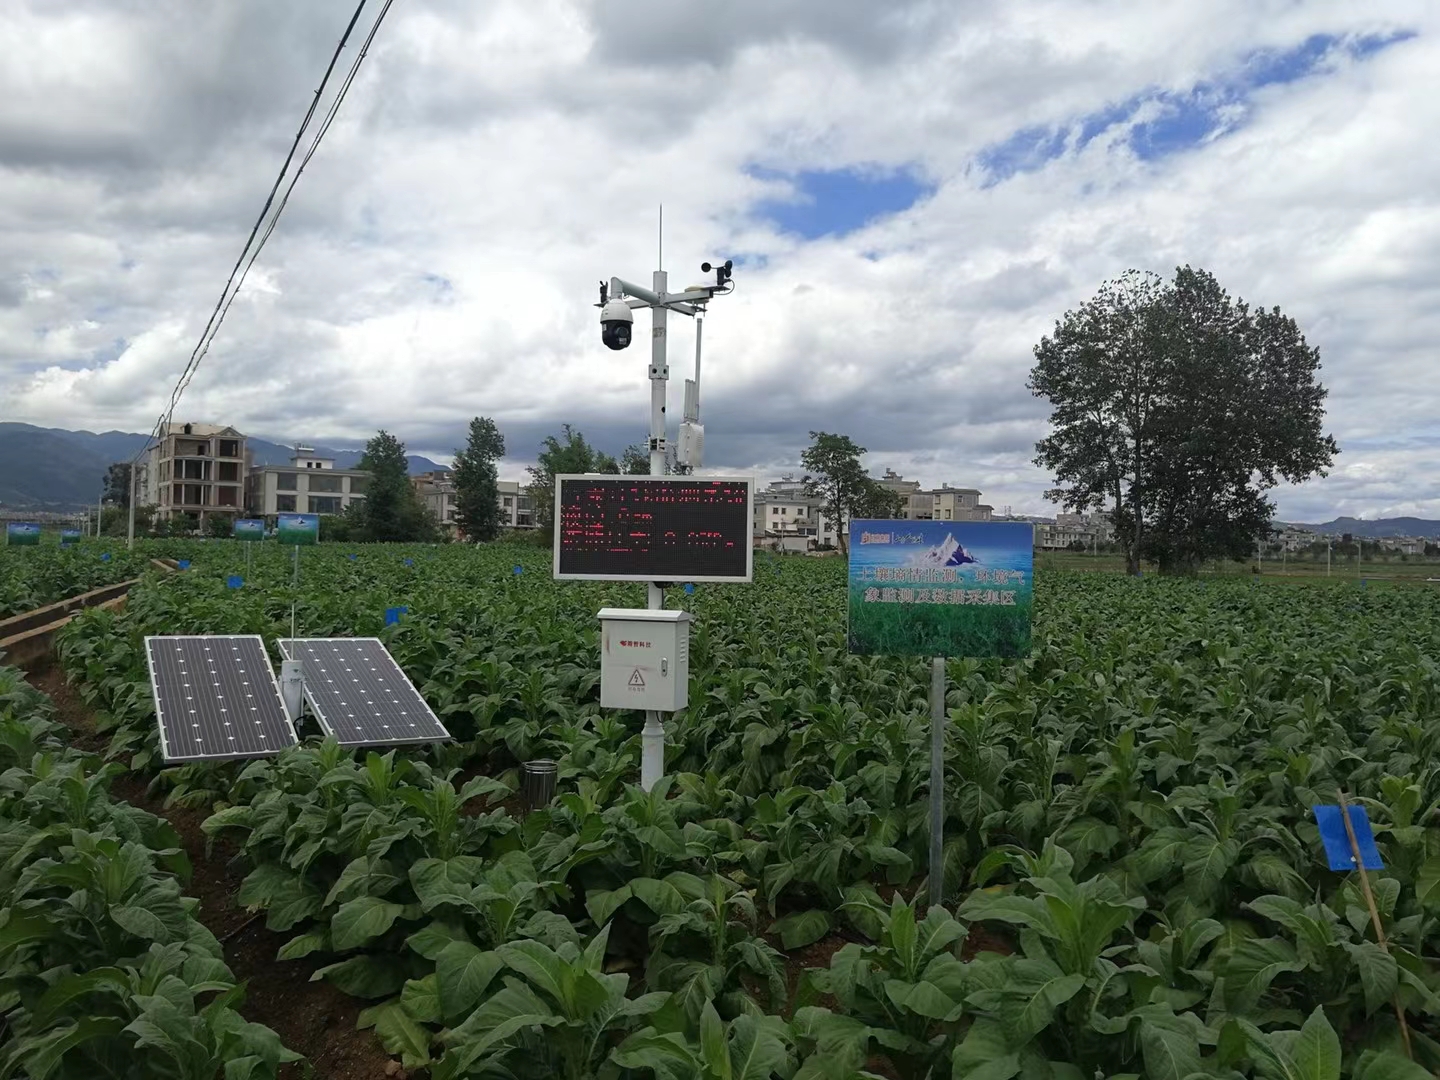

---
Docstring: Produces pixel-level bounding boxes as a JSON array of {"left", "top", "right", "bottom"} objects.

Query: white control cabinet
[{"left": 598, "top": 608, "right": 692, "bottom": 712}]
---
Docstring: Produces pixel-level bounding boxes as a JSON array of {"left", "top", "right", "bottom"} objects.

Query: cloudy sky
[{"left": 1, "top": 0, "right": 1434, "bottom": 521}]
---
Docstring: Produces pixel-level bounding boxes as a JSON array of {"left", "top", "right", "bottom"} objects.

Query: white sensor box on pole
[{"left": 598, "top": 608, "right": 692, "bottom": 712}]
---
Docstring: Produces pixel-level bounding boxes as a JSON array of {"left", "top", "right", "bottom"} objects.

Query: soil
[
  {"left": 780, "top": 931, "right": 851, "bottom": 1016},
  {"left": 29, "top": 663, "right": 109, "bottom": 755},
  {"left": 26, "top": 664, "right": 399, "bottom": 1079},
  {"left": 961, "top": 922, "right": 1014, "bottom": 961}
]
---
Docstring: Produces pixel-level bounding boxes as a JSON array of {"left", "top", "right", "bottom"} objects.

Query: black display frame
[{"left": 552, "top": 474, "right": 754, "bottom": 582}]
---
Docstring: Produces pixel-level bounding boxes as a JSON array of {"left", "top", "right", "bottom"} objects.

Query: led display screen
[{"left": 553, "top": 475, "right": 753, "bottom": 582}]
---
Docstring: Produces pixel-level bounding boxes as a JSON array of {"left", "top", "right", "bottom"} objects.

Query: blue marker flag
[
  {"left": 100, "top": 553, "right": 111, "bottom": 562},
  {"left": 513, "top": 565, "right": 523, "bottom": 575},
  {"left": 684, "top": 583, "right": 695, "bottom": 594},
  {"left": 176, "top": 559, "right": 191, "bottom": 570},
  {"left": 1313, "top": 804, "right": 1384, "bottom": 871},
  {"left": 226, "top": 575, "right": 243, "bottom": 589},
  {"left": 404, "top": 558, "right": 414, "bottom": 567},
  {"left": 348, "top": 553, "right": 357, "bottom": 561},
  {"left": 384, "top": 606, "right": 408, "bottom": 626}
]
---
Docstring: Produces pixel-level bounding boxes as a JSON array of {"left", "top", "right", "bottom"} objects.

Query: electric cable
[{"left": 132, "top": 0, "right": 384, "bottom": 464}]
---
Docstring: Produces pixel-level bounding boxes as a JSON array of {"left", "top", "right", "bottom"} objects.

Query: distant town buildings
[
  {"left": 410, "top": 474, "right": 535, "bottom": 538},
  {"left": 497, "top": 481, "right": 536, "bottom": 530},
  {"left": 752, "top": 473, "right": 997, "bottom": 551},
  {"left": 136, "top": 423, "right": 249, "bottom": 530},
  {"left": 752, "top": 478, "right": 841, "bottom": 552},
  {"left": 1034, "top": 512, "right": 1115, "bottom": 550},
  {"left": 872, "top": 471, "right": 994, "bottom": 522},
  {"left": 246, "top": 446, "right": 370, "bottom": 518},
  {"left": 412, "top": 471, "right": 457, "bottom": 533}
]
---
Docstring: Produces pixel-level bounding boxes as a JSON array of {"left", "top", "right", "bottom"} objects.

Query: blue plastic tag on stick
[
  {"left": 384, "top": 606, "right": 407, "bottom": 626},
  {"left": 348, "top": 553, "right": 357, "bottom": 561},
  {"left": 404, "top": 558, "right": 414, "bottom": 567},
  {"left": 684, "top": 583, "right": 695, "bottom": 594},
  {"left": 226, "top": 575, "right": 243, "bottom": 589},
  {"left": 1313, "top": 804, "right": 1384, "bottom": 871},
  {"left": 513, "top": 565, "right": 523, "bottom": 575},
  {"left": 100, "top": 553, "right": 111, "bottom": 562},
  {"left": 176, "top": 559, "right": 190, "bottom": 570}
]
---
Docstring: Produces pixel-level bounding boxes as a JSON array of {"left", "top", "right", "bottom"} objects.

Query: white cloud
[{"left": 0, "top": 0, "right": 1437, "bottom": 522}]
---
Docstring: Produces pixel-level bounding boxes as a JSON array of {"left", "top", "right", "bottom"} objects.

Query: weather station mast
[{"left": 552, "top": 242, "right": 748, "bottom": 792}]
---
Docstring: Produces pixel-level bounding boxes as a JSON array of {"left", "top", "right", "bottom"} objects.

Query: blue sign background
[
  {"left": 5, "top": 523, "right": 41, "bottom": 546},
  {"left": 276, "top": 514, "right": 320, "bottom": 545},
  {"left": 848, "top": 519, "right": 1034, "bottom": 658}
]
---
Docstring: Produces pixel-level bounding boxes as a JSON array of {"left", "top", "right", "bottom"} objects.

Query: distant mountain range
[
  {"left": 0, "top": 423, "right": 444, "bottom": 511},
  {"left": 1279, "top": 516, "right": 1440, "bottom": 538}
]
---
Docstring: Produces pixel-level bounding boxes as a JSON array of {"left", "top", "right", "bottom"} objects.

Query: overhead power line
[{"left": 134, "top": 0, "right": 393, "bottom": 463}]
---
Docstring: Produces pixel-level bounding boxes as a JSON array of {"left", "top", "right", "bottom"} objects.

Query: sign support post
[
  {"left": 848, "top": 519, "right": 1035, "bottom": 909},
  {"left": 929, "top": 655, "right": 946, "bottom": 907}
]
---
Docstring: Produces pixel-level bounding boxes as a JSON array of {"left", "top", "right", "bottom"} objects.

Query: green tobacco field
[{"left": 3, "top": 540, "right": 1440, "bottom": 1078}]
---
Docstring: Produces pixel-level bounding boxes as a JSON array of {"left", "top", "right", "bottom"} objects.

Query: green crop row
[
  {"left": 0, "top": 662, "right": 300, "bottom": 1079},
  {"left": 0, "top": 543, "right": 155, "bottom": 619},
  {"left": 46, "top": 542, "right": 1440, "bottom": 1077}
]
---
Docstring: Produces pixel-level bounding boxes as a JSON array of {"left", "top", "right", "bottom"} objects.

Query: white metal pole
[
  {"left": 641, "top": 267, "right": 670, "bottom": 793},
  {"left": 1327, "top": 537, "right": 1331, "bottom": 577},
  {"left": 693, "top": 309, "right": 703, "bottom": 407},
  {"left": 127, "top": 463, "right": 137, "bottom": 549},
  {"left": 928, "top": 656, "right": 946, "bottom": 907}
]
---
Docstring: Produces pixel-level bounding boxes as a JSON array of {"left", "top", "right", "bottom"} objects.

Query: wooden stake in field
[{"left": 1337, "top": 788, "right": 1413, "bottom": 1060}]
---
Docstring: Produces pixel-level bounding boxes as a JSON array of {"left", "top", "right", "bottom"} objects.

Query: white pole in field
[
  {"left": 928, "top": 656, "right": 946, "bottom": 907},
  {"left": 602, "top": 243, "right": 731, "bottom": 792},
  {"left": 641, "top": 265, "right": 670, "bottom": 792},
  {"left": 127, "top": 463, "right": 137, "bottom": 548}
]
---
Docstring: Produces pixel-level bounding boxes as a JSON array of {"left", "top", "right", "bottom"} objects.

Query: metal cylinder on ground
[{"left": 521, "top": 759, "right": 558, "bottom": 811}]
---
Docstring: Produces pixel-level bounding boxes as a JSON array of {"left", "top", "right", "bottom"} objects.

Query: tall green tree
[
  {"left": 853, "top": 481, "right": 904, "bottom": 520},
  {"left": 621, "top": 443, "right": 650, "bottom": 475},
  {"left": 452, "top": 417, "right": 506, "bottom": 542},
  {"left": 526, "top": 425, "right": 622, "bottom": 540},
  {"left": 800, "top": 431, "right": 890, "bottom": 555},
  {"left": 104, "top": 463, "right": 132, "bottom": 508},
  {"left": 345, "top": 430, "right": 439, "bottom": 543},
  {"left": 1029, "top": 266, "right": 1337, "bottom": 575}
]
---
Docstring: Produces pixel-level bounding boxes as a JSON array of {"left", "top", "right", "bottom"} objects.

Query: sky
[{"left": 0, "top": 0, "right": 1435, "bottom": 523}]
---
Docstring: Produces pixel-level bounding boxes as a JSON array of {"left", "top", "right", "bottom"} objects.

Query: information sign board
[
  {"left": 234, "top": 519, "right": 265, "bottom": 540},
  {"left": 275, "top": 513, "right": 319, "bottom": 546},
  {"left": 5, "top": 523, "right": 40, "bottom": 547},
  {"left": 848, "top": 520, "right": 1034, "bottom": 658},
  {"left": 553, "top": 475, "right": 752, "bottom": 582}
]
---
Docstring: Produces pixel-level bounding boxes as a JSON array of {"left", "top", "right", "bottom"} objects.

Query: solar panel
[
  {"left": 277, "top": 638, "right": 450, "bottom": 747},
  {"left": 145, "top": 635, "right": 298, "bottom": 763}
]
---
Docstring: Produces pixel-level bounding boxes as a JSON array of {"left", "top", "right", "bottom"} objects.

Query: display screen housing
[{"left": 553, "top": 475, "right": 753, "bottom": 582}]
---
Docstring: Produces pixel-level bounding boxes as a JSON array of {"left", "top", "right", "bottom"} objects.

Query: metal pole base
[
  {"left": 641, "top": 711, "right": 665, "bottom": 791},
  {"left": 279, "top": 659, "right": 304, "bottom": 724}
]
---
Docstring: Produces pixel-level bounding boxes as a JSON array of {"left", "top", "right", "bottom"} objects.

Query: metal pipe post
[
  {"left": 641, "top": 269, "right": 669, "bottom": 792},
  {"left": 127, "top": 463, "right": 137, "bottom": 549},
  {"left": 928, "top": 656, "right": 946, "bottom": 907}
]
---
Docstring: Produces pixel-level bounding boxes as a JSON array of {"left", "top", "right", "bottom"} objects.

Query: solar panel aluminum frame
[
  {"left": 552, "top": 473, "right": 755, "bottom": 583},
  {"left": 145, "top": 634, "right": 298, "bottom": 763},
  {"left": 277, "top": 637, "right": 450, "bottom": 747}
]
